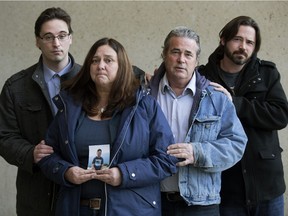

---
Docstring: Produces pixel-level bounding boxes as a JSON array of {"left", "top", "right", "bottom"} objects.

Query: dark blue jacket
[{"left": 38, "top": 88, "right": 178, "bottom": 216}]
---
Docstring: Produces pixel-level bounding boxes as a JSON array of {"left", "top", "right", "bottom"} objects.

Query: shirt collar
[
  {"left": 160, "top": 71, "right": 196, "bottom": 96},
  {"left": 44, "top": 57, "right": 72, "bottom": 82}
]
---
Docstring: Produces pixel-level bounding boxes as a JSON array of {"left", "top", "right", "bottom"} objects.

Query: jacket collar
[
  {"left": 149, "top": 62, "right": 210, "bottom": 98},
  {"left": 208, "top": 46, "right": 259, "bottom": 78}
]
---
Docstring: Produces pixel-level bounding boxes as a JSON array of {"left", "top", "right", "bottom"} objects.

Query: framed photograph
[{"left": 87, "top": 144, "right": 110, "bottom": 170}]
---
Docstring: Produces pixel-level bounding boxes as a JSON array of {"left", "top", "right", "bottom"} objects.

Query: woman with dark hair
[{"left": 38, "top": 37, "right": 178, "bottom": 216}]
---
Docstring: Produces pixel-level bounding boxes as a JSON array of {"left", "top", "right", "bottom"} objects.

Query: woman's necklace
[
  {"left": 97, "top": 105, "right": 107, "bottom": 114},
  {"left": 99, "top": 107, "right": 106, "bottom": 114}
]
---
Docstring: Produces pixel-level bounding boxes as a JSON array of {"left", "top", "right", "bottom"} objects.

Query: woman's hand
[
  {"left": 64, "top": 166, "right": 97, "bottom": 184},
  {"left": 95, "top": 167, "right": 122, "bottom": 186}
]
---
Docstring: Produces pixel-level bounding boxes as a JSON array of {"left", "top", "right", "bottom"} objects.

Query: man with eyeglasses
[{"left": 0, "top": 7, "right": 81, "bottom": 216}]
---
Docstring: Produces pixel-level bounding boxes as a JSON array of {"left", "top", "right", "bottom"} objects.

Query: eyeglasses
[{"left": 39, "top": 32, "right": 70, "bottom": 43}]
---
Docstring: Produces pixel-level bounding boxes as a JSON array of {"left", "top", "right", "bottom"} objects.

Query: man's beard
[{"left": 224, "top": 45, "right": 250, "bottom": 65}]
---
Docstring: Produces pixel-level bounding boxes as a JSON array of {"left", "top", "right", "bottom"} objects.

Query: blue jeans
[
  {"left": 161, "top": 193, "right": 220, "bottom": 216},
  {"left": 220, "top": 194, "right": 284, "bottom": 216}
]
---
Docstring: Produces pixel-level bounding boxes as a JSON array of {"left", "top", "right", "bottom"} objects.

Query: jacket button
[
  {"left": 153, "top": 201, "right": 156, "bottom": 205},
  {"left": 131, "top": 173, "right": 136, "bottom": 178},
  {"left": 53, "top": 166, "right": 59, "bottom": 173},
  {"left": 65, "top": 140, "right": 68, "bottom": 144},
  {"left": 54, "top": 96, "right": 59, "bottom": 101}
]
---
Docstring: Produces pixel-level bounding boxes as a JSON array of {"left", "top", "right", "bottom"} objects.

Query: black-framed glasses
[{"left": 39, "top": 32, "right": 70, "bottom": 43}]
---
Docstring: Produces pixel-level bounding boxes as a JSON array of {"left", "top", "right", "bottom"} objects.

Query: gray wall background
[{"left": 0, "top": 1, "right": 287, "bottom": 215}]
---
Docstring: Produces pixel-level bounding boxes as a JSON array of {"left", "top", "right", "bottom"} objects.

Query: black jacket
[
  {"left": 198, "top": 47, "right": 288, "bottom": 206},
  {"left": 0, "top": 54, "right": 81, "bottom": 216}
]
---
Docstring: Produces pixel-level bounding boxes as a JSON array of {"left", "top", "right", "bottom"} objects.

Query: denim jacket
[{"left": 149, "top": 63, "right": 247, "bottom": 205}]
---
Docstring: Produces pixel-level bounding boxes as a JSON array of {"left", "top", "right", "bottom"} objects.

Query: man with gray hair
[{"left": 149, "top": 26, "right": 247, "bottom": 215}]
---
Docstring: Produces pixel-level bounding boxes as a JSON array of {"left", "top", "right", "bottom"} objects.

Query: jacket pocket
[
  {"left": 259, "top": 150, "right": 277, "bottom": 160},
  {"left": 18, "top": 102, "right": 50, "bottom": 144},
  {"left": 107, "top": 185, "right": 160, "bottom": 215},
  {"left": 190, "top": 116, "right": 221, "bottom": 142},
  {"left": 19, "top": 103, "right": 42, "bottom": 112}
]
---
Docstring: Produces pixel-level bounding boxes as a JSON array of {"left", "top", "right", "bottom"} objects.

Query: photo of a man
[
  {"left": 92, "top": 149, "right": 104, "bottom": 170},
  {"left": 87, "top": 144, "right": 110, "bottom": 170}
]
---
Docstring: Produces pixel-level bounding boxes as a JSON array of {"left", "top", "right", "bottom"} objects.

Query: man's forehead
[
  {"left": 235, "top": 25, "right": 256, "bottom": 40},
  {"left": 169, "top": 37, "right": 197, "bottom": 52},
  {"left": 40, "top": 19, "right": 69, "bottom": 33}
]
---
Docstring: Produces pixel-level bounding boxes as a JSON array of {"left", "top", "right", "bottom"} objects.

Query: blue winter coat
[{"left": 38, "top": 88, "right": 178, "bottom": 216}]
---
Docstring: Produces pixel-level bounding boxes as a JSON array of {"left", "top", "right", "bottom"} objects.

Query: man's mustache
[{"left": 234, "top": 49, "right": 248, "bottom": 58}]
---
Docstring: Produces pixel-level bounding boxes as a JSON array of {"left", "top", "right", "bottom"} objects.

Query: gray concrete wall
[{"left": 0, "top": 1, "right": 287, "bottom": 215}]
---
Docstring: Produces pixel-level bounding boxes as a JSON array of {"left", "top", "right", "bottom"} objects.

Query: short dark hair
[
  {"left": 34, "top": 7, "right": 73, "bottom": 37},
  {"left": 219, "top": 16, "right": 261, "bottom": 53}
]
